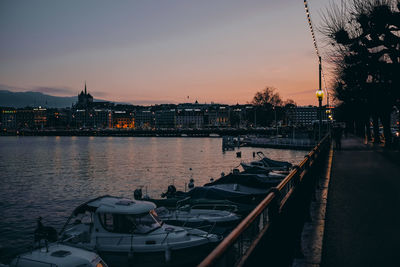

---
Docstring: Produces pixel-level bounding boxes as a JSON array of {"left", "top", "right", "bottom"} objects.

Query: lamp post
[
  {"left": 254, "top": 107, "right": 257, "bottom": 128},
  {"left": 273, "top": 106, "right": 278, "bottom": 136},
  {"left": 316, "top": 89, "right": 324, "bottom": 140}
]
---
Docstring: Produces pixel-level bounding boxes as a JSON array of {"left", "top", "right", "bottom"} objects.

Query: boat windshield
[{"left": 99, "top": 210, "right": 163, "bottom": 234}]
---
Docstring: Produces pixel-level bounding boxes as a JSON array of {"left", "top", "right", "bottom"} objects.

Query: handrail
[
  {"left": 198, "top": 193, "right": 276, "bottom": 266},
  {"left": 198, "top": 134, "right": 330, "bottom": 267}
]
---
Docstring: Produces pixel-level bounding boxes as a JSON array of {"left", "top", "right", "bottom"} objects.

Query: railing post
[{"left": 268, "top": 188, "right": 281, "bottom": 221}]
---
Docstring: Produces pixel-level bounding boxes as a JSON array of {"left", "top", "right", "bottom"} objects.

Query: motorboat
[
  {"left": 240, "top": 151, "right": 292, "bottom": 173},
  {"left": 149, "top": 171, "right": 285, "bottom": 208},
  {"left": 155, "top": 206, "right": 240, "bottom": 226},
  {"left": 204, "top": 171, "right": 286, "bottom": 187},
  {"left": 59, "top": 195, "right": 221, "bottom": 267},
  {"left": 10, "top": 243, "right": 108, "bottom": 267},
  {"left": 155, "top": 206, "right": 240, "bottom": 235},
  {"left": 155, "top": 172, "right": 284, "bottom": 206},
  {"left": 147, "top": 197, "right": 256, "bottom": 217},
  {"left": 198, "top": 172, "right": 286, "bottom": 201}
]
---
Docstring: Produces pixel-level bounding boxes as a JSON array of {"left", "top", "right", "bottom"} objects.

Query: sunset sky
[{"left": 0, "top": 0, "right": 340, "bottom": 106}]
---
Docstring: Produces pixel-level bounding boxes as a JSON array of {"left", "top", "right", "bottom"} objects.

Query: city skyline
[{"left": 0, "top": 0, "right": 340, "bottom": 106}]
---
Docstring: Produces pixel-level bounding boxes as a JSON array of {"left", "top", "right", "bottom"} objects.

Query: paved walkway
[{"left": 321, "top": 136, "right": 400, "bottom": 267}]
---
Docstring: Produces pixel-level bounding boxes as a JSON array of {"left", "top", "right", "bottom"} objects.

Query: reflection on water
[{"left": 0, "top": 136, "right": 306, "bottom": 262}]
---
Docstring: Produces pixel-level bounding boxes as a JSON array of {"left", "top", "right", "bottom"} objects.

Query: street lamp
[
  {"left": 273, "top": 106, "right": 278, "bottom": 136},
  {"left": 316, "top": 89, "right": 324, "bottom": 140}
]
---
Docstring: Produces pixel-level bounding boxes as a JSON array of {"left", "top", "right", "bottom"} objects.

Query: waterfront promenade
[{"left": 321, "top": 136, "right": 400, "bottom": 267}]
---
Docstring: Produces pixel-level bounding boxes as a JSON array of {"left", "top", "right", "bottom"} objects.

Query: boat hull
[{"left": 98, "top": 241, "right": 217, "bottom": 267}]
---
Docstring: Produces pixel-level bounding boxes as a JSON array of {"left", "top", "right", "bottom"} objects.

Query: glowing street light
[
  {"left": 316, "top": 89, "right": 324, "bottom": 102},
  {"left": 316, "top": 88, "right": 324, "bottom": 140}
]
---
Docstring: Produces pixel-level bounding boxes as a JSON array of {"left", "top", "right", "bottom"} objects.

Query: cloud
[
  {"left": 0, "top": 83, "right": 76, "bottom": 96},
  {"left": 127, "top": 99, "right": 178, "bottom": 105},
  {"left": 90, "top": 91, "right": 109, "bottom": 98},
  {"left": 31, "top": 86, "right": 75, "bottom": 96},
  {"left": 0, "top": 83, "right": 25, "bottom": 92},
  {"left": 288, "top": 89, "right": 317, "bottom": 96}
]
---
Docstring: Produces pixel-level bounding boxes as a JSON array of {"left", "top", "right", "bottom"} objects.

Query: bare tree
[
  {"left": 321, "top": 0, "right": 400, "bottom": 145},
  {"left": 251, "top": 87, "right": 283, "bottom": 108}
]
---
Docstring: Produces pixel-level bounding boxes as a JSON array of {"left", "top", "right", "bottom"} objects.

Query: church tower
[{"left": 77, "top": 82, "right": 93, "bottom": 108}]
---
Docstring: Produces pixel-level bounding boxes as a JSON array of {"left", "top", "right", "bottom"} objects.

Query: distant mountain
[{"left": 0, "top": 90, "right": 110, "bottom": 108}]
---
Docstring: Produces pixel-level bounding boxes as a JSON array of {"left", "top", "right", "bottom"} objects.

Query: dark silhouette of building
[
  {"left": 71, "top": 82, "right": 112, "bottom": 128},
  {"left": 76, "top": 82, "right": 93, "bottom": 109}
]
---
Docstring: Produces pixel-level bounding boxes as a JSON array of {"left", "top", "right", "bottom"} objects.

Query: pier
[{"left": 199, "top": 135, "right": 400, "bottom": 267}]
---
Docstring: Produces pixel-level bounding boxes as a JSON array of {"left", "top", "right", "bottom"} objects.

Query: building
[
  {"left": 1, "top": 109, "right": 17, "bottom": 130},
  {"left": 113, "top": 111, "right": 134, "bottom": 128},
  {"left": 135, "top": 110, "right": 154, "bottom": 129},
  {"left": 287, "top": 106, "right": 328, "bottom": 126},
  {"left": 229, "top": 106, "right": 251, "bottom": 128},
  {"left": 71, "top": 109, "right": 86, "bottom": 128},
  {"left": 176, "top": 109, "right": 204, "bottom": 129},
  {"left": 46, "top": 109, "right": 69, "bottom": 129},
  {"left": 33, "top": 107, "right": 47, "bottom": 129},
  {"left": 76, "top": 82, "right": 93, "bottom": 109},
  {"left": 204, "top": 106, "right": 230, "bottom": 128},
  {"left": 155, "top": 109, "right": 176, "bottom": 129},
  {"left": 91, "top": 109, "right": 112, "bottom": 128},
  {"left": 16, "top": 108, "right": 34, "bottom": 129},
  {"left": 71, "top": 83, "right": 113, "bottom": 128}
]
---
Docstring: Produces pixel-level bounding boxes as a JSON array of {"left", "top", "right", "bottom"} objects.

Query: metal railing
[{"left": 198, "top": 134, "right": 330, "bottom": 267}]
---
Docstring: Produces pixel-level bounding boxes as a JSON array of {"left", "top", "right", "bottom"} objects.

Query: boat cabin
[{"left": 62, "top": 196, "right": 163, "bottom": 237}]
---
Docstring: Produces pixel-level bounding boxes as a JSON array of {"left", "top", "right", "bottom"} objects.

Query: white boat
[
  {"left": 155, "top": 206, "right": 240, "bottom": 233},
  {"left": 60, "top": 196, "right": 221, "bottom": 267},
  {"left": 10, "top": 243, "right": 108, "bottom": 267}
]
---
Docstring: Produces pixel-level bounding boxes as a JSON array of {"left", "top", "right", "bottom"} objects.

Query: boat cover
[
  {"left": 187, "top": 186, "right": 267, "bottom": 202},
  {"left": 260, "top": 156, "right": 292, "bottom": 168},
  {"left": 203, "top": 173, "right": 282, "bottom": 189}
]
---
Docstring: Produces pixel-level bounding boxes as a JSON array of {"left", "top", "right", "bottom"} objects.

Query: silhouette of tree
[
  {"left": 251, "top": 86, "right": 296, "bottom": 126},
  {"left": 283, "top": 99, "right": 296, "bottom": 109},
  {"left": 322, "top": 0, "right": 400, "bottom": 146},
  {"left": 252, "top": 87, "right": 283, "bottom": 108}
]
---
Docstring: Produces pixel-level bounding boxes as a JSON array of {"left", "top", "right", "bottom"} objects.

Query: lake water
[{"left": 0, "top": 136, "right": 306, "bottom": 263}]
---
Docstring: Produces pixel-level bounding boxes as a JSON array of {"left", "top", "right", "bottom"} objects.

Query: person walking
[{"left": 333, "top": 126, "right": 343, "bottom": 150}]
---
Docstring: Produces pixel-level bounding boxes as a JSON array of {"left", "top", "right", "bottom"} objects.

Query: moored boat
[
  {"left": 148, "top": 197, "right": 256, "bottom": 216},
  {"left": 59, "top": 195, "right": 221, "bottom": 267},
  {"left": 155, "top": 206, "right": 241, "bottom": 235},
  {"left": 240, "top": 151, "right": 292, "bottom": 173},
  {"left": 10, "top": 243, "right": 108, "bottom": 267},
  {"left": 147, "top": 170, "right": 286, "bottom": 211}
]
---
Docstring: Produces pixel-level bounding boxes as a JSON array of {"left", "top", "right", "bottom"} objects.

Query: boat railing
[{"left": 198, "top": 134, "right": 330, "bottom": 267}]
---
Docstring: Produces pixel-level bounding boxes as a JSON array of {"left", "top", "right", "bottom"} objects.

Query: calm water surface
[{"left": 0, "top": 136, "right": 306, "bottom": 262}]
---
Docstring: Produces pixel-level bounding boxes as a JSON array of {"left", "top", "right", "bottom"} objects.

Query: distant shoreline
[{"left": 0, "top": 128, "right": 314, "bottom": 139}]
